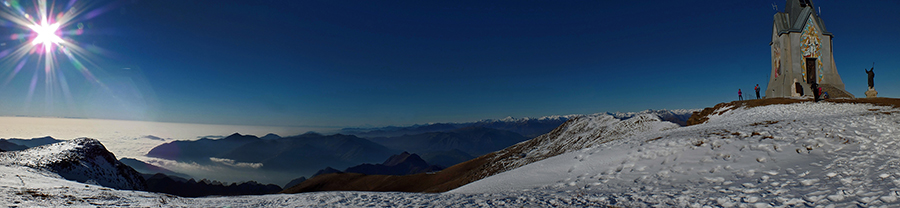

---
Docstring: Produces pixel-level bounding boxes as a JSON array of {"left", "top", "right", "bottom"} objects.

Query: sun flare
[
  {"left": 28, "top": 20, "right": 63, "bottom": 52},
  {"left": 0, "top": 0, "right": 108, "bottom": 107}
]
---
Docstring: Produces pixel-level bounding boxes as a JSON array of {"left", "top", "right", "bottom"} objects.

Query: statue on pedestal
[{"left": 865, "top": 63, "right": 878, "bottom": 98}]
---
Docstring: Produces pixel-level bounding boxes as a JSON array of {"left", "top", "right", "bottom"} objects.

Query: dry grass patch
[{"left": 687, "top": 98, "right": 900, "bottom": 126}]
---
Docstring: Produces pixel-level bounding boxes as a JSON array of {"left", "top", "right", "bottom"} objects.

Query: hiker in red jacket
[
  {"left": 738, "top": 89, "right": 743, "bottom": 101},
  {"left": 755, "top": 84, "right": 760, "bottom": 99}
]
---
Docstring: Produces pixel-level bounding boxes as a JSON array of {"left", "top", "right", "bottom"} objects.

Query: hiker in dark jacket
[
  {"left": 754, "top": 84, "right": 760, "bottom": 99},
  {"left": 811, "top": 82, "right": 820, "bottom": 102},
  {"left": 738, "top": 89, "right": 743, "bottom": 101}
]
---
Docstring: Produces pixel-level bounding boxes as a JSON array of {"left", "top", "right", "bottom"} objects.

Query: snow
[
  {"left": 481, "top": 113, "right": 682, "bottom": 179},
  {"left": 0, "top": 163, "right": 607, "bottom": 207},
  {"left": 454, "top": 102, "right": 900, "bottom": 206},
  {"left": 0, "top": 138, "right": 145, "bottom": 190},
  {"left": 606, "top": 109, "right": 699, "bottom": 120},
  {"left": 2, "top": 102, "right": 900, "bottom": 207},
  {"left": 477, "top": 114, "right": 579, "bottom": 123}
]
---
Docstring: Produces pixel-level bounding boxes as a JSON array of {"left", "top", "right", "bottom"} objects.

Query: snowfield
[
  {"left": 456, "top": 102, "right": 900, "bottom": 207},
  {"left": 2, "top": 101, "right": 900, "bottom": 207}
]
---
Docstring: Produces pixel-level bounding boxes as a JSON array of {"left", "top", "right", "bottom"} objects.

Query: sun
[
  {"left": 0, "top": 0, "right": 111, "bottom": 107},
  {"left": 28, "top": 20, "right": 63, "bottom": 52}
]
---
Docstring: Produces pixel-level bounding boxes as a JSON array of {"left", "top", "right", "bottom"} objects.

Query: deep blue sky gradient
[{"left": 0, "top": 0, "right": 897, "bottom": 127}]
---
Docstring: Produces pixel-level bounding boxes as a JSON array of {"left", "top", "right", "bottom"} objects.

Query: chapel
[{"left": 766, "top": 0, "right": 853, "bottom": 98}]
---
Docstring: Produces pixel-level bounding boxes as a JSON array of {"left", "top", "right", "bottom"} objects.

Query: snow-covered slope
[
  {"left": 607, "top": 109, "right": 699, "bottom": 126},
  {"left": 0, "top": 138, "right": 145, "bottom": 191},
  {"left": 0, "top": 161, "right": 602, "bottom": 207},
  {"left": 478, "top": 113, "right": 681, "bottom": 180},
  {"left": 4, "top": 103, "right": 899, "bottom": 207},
  {"left": 454, "top": 102, "right": 900, "bottom": 207}
]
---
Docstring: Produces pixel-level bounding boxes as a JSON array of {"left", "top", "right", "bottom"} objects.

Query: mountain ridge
[
  {"left": 282, "top": 109, "right": 689, "bottom": 193},
  {"left": 0, "top": 138, "right": 146, "bottom": 190}
]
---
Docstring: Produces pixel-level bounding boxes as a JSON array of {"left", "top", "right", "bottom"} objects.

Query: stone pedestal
[{"left": 865, "top": 87, "right": 878, "bottom": 98}]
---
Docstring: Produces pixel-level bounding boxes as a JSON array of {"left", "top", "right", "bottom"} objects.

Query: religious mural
[
  {"left": 800, "top": 15, "right": 824, "bottom": 83},
  {"left": 772, "top": 42, "right": 781, "bottom": 78}
]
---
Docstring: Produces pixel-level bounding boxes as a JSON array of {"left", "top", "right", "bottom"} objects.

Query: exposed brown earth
[
  {"left": 282, "top": 119, "right": 583, "bottom": 194},
  {"left": 686, "top": 97, "right": 900, "bottom": 126},
  {"left": 280, "top": 151, "right": 497, "bottom": 193}
]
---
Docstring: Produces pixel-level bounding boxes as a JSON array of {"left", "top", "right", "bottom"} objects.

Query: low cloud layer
[{"left": 209, "top": 157, "right": 264, "bottom": 169}]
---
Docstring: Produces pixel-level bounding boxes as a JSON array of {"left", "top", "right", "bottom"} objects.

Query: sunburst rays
[{"left": 0, "top": 0, "right": 108, "bottom": 109}]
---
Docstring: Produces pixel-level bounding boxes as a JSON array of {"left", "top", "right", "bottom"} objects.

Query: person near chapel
[
  {"left": 738, "top": 89, "right": 743, "bottom": 101},
  {"left": 754, "top": 84, "right": 760, "bottom": 99},
  {"left": 811, "top": 82, "right": 820, "bottom": 102}
]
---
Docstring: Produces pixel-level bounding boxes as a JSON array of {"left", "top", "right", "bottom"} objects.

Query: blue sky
[{"left": 0, "top": 0, "right": 897, "bottom": 127}]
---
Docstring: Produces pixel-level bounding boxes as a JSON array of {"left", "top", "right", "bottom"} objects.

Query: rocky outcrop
[{"left": 0, "top": 138, "right": 146, "bottom": 190}]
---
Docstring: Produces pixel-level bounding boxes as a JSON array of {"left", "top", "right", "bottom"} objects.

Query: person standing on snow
[
  {"left": 811, "top": 82, "right": 820, "bottom": 102},
  {"left": 754, "top": 84, "right": 760, "bottom": 99},
  {"left": 738, "top": 89, "right": 743, "bottom": 101}
]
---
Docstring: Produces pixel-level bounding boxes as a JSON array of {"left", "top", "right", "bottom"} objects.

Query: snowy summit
[{"left": 1, "top": 100, "right": 900, "bottom": 207}]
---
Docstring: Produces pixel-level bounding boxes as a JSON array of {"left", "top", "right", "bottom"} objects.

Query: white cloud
[
  {"left": 144, "top": 157, "right": 216, "bottom": 172},
  {"left": 209, "top": 157, "right": 264, "bottom": 169}
]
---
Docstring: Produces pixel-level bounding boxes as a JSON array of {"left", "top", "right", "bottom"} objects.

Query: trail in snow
[{"left": 455, "top": 102, "right": 900, "bottom": 207}]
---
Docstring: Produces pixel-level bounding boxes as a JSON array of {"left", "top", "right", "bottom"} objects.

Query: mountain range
[
  {"left": 313, "top": 152, "right": 442, "bottom": 176},
  {"left": 341, "top": 115, "right": 577, "bottom": 138},
  {"left": 282, "top": 109, "right": 692, "bottom": 193},
  {"left": 145, "top": 132, "right": 399, "bottom": 178},
  {"left": 366, "top": 127, "right": 528, "bottom": 167},
  {"left": 0, "top": 136, "right": 64, "bottom": 151}
]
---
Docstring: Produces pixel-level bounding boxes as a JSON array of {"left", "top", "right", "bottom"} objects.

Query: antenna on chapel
[{"left": 772, "top": 3, "right": 777, "bottom": 11}]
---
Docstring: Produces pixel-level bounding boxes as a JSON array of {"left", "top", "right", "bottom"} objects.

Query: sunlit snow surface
[
  {"left": 2, "top": 102, "right": 900, "bottom": 207},
  {"left": 0, "top": 166, "right": 601, "bottom": 207},
  {"left": 455, "top": 102, "right": 900, "bottom": 207}
]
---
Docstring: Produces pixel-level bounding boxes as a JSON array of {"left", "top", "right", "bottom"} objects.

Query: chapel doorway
[{"left": 806, "top": 58, "right": 817, "bottom": 84}]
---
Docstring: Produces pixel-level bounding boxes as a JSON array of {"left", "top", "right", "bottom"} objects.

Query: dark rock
[{"left": 1, "top": 138, "right": 146, "bottom": 190}]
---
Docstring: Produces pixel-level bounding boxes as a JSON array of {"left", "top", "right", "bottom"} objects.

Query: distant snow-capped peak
[
  {"left": 479, "top": 109, "right": 698, "bottom": 124},
  {"left": 477, "top": 114, "right": 581, "bottom": 123}
]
